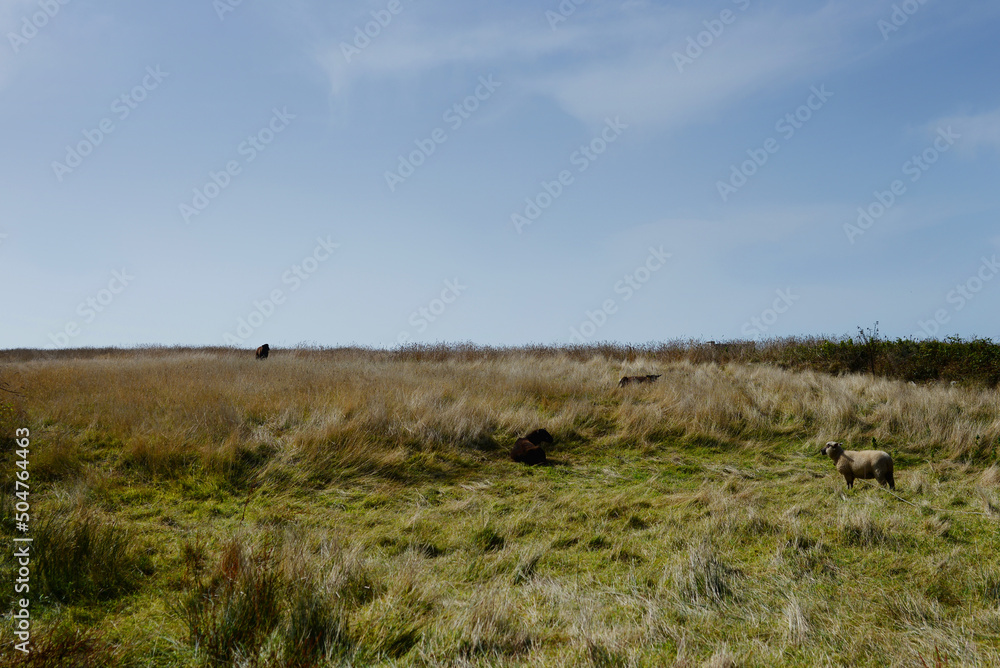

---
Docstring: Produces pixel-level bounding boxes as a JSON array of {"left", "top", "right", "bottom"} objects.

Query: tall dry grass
[
  {"left": 2, "top": 347, "right": 1000, "bottom": 666},
  {"left": 3, "top": 350, "right": 997, "bottom": 486}
]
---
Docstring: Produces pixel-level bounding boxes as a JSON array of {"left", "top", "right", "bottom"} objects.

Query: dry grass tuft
[
  {"left": 673, "top": 542, "right": 741, "bottom": 608},
  {"left": 980, "top": 465, "right": 1000, "bottom": 487},
  {"left": 702, "top": 645, "right": 738, "bottom": 668},
  {"left": 456, "top": 588, "right": 532, "bottom": 660},
  {"left": 837, "top": 506, "right": 896, "bottom": 548},
  {"left": 784, "top": 594, "right": 811, "bottom": 646}
]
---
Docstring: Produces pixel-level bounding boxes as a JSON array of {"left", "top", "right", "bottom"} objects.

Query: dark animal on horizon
[
  {"left": 255, "top": 344, "right": 270, "bottom": 360},
  {"left": 510, "top": 428, "right": 553, "bottom": 466},
  {"left": 618, "top": 374, "right": 661, "bottom": 388},
  {"left": 821, "top": 441, "right": 895, "bottom": 490}
]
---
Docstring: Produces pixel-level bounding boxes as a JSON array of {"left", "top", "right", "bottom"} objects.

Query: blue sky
[{"left": 2, "top": 0, "right": 999, "bottom": 349}]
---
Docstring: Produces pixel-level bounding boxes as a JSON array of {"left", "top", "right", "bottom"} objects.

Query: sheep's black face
[{"left": 822, "top": 442, "right": 843, "bottom": 458}]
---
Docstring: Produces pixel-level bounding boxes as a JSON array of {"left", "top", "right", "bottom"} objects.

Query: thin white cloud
[
  {"left": 529, "top": 3, "right": 865, "bottom": 129},
  {"left": 311, "top": 1, "right": 889, "bottom": 130},
  {"left": 317, "top": 16, "right": 595, "bottom": 95},
  {"left": 933, "top": 109, "right": 1000, "bottom": 154}
]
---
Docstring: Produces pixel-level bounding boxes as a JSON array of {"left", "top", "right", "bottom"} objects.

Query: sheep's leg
[{"left": 874, "top": 466, "right": 893, "bottom": 489}]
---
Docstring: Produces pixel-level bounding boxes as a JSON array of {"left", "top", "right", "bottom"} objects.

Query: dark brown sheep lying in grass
[
  {"left": 821, "top": 441, "right": 895, "bottom": 490},
  {"left": 618, "top": 374, "right": 661, "bottom": 388},
  {"left": 510, "top": 428, "right": 553, "bottom": 466}
]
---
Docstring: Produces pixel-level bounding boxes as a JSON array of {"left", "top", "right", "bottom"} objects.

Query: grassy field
[{"left": 1, "top": 347, "right": 999, "bottom": 667}]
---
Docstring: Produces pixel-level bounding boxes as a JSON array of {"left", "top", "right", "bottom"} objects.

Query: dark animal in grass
[
  {"left": 510, "top": 428, "right": 553, "bottom": 466},
  {"left": 618, "top": 374, "right": 661, "bottom": 388},
  {"left": 821, "top": 441, "right": 895, "bottom": 490},
  {"left": 255, "top": 344, "right": 270, "bottom": 360}
]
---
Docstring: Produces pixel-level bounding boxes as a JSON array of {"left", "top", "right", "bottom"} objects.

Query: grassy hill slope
[{"left": 1, "top": 348, "right": 999, "bottom": 666}]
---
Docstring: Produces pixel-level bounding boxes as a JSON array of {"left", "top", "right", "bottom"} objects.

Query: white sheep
[{"left": 821, "top": 441, "right": 895, "bottom": 490}]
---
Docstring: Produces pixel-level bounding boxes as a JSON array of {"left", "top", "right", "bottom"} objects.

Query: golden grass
[
  {"left": 1, "top": 348, "right": 999, "bottom": 666},
  {"left": 6, "top": 351, "right": 999, "bottom": 464}
]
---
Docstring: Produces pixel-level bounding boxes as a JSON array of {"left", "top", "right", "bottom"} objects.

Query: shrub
[
  {"left": 175, "top": 540, "right": 282, "bottom": 665},
  {"left": 6, "top": 622, "right": 119, "bottom": 668},
  {"left": 33, "top": 509, "right": 145, "bottom": 603},
  {"left": 281, "top": 584, "right": 351, "bottom": 666}
]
